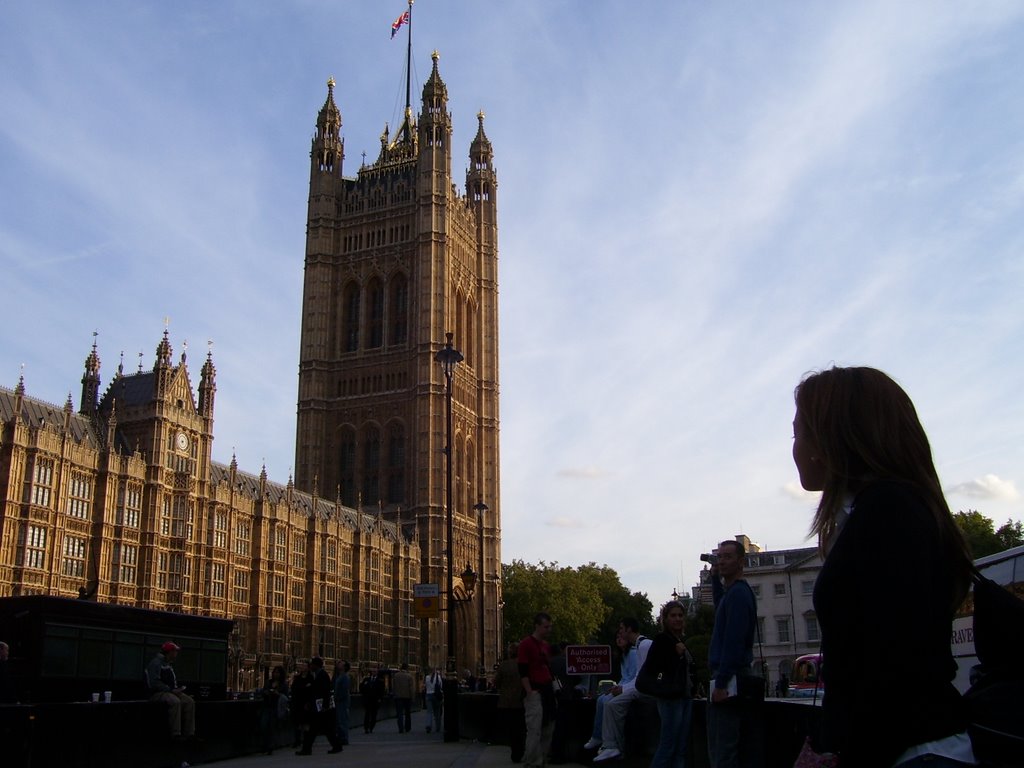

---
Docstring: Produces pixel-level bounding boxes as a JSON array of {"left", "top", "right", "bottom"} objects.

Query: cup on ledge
[
  {"left": 103, "top": 690, "right": 112, "bottom": 703},
  {"left": 90, "top": 692, "right": 100, "bottom": 703}
]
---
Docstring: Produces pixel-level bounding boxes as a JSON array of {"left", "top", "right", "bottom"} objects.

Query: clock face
[{"left": 176, "top": 432, "right": 190, "bottom": 452}]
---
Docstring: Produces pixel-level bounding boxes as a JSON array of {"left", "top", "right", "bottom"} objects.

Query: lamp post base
[{"left": 442, "top": 675, "right": 460, "bottom": 742}]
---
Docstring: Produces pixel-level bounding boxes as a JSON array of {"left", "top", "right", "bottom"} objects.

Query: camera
[{"left": 700, "top": 553, "right": 718, "bottom": 565}]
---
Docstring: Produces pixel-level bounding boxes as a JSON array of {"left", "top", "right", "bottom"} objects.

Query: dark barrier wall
[
  {"left": 0, "top": 596, "right": 233, "bottom": 703},
  {"left": 0, "top": 693, "right": 818, "bottom": 768}
]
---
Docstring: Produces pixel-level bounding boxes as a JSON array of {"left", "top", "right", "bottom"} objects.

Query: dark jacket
[
  {"left": 814, "top": 480, "right": 967, "bottom": 765},
  {"left": 643, "top": 630, "right": 693, "bottom": 698},
  {"left": 708, "top": 577, "right": 756, "bottom": 689}
]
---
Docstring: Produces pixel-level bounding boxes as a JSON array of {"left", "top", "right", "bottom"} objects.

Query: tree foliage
[
  {"left": 501, "top": 560, "right": 656, "bottom": 647},
  {"left": 681, "top": 604, "right": 715, "bottom": 694},
  {"left": 954, "top": 510, "right": 1024, "bottom": 558}
]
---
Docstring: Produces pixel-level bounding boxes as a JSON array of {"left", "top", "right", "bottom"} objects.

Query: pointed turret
[
  {"left": 467, "top": 110, "right": 498, "bottom": 209},
  {"left": 154, "top": 329, "right": 173, "bottom": 397},
  {"left": 199, "top": 350, "right": 217, "bottom": 418},
  {"left": 418, "top": 51, "right": 452, "bottom": 182},
  {"left": 311, "top": 77, "right": 344, "bottom": 180},
  {"left": 80, "top": 338, "right": 101, "bottom": 417}
]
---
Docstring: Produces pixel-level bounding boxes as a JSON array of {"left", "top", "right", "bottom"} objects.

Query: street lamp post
[{"left": 435, "top": 332, "right": 463, "bottom": 742}]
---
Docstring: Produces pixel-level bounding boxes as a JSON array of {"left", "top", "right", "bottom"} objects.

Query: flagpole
[{"left": 405, "top": 0, "right": 413, "bottom": 142}]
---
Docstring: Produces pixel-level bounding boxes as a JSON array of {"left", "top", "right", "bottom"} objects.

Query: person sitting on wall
[{"left": 145, "top": 641, "right": 196, "bottom": 739}]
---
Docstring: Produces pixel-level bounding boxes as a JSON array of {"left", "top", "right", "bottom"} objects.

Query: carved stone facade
[
  {"left": 294, "top": 54, "right": 502, "bottom": 674},
  {"left": 0, "top": 53, "right": 501, "bottom": 680},
  {"left": 0, "top": 337, "right": 421, "bottom": 685}
]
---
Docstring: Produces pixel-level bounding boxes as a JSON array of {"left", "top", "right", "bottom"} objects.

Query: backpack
[{"left": 963, "top": 568, "right": 1024, "bottom": 765}]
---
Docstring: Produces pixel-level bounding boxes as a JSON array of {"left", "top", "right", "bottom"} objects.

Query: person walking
[
  {"left": 259, "top": 665, "right": 290, "bottom": 755},
  {"left": 359, "top": 664, "right": 385, "bottom": 734},
  {"left": 296, "top": 656, "right": 343, "bottom": 755},
  {"left": 518, "top": 612, "right": 556, "bottom": 768},
  {"left": 424, "top": 666, "right": 444, "bottom": 734},
  {"left": 290, "top": 661, "right": 313, "bottom": 749},
  {"left": 792, "top": 366, "right": 975, "bottom": 766},
  {"left": 332, "top": 660, "right": 352, "bottom": 746},
  {"left": 392, "top": 663, "right": 414, "bottom": 733}
]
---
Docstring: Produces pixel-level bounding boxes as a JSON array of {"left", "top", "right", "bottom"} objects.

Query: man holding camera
[{"left": 707, "top": 540, "right": 762, "bottom": 768}]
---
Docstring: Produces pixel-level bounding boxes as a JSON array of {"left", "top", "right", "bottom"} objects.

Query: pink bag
[{"left": 792, "top": 737, "right": 838, "bottom": 768}]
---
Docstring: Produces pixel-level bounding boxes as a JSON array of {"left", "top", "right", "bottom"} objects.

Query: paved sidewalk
[{"left": 202, "top": 726, "right": 514, "bottom": 768}]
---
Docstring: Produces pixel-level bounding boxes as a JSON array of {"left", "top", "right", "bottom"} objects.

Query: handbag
[
  {"left": 792, "top": 737, "right": 838, "bottom": 768},
  {"left": 735, "top": 673, "right": 765, "bottom": 703},
  {"left": 636, "top": 643, "right": 690, "bottom": 699}
]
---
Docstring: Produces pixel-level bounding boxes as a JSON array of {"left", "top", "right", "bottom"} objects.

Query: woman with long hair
[
  {"left": 646, "top": 600, "right": 693, "bottom": 768},
  {"left": 793, "top": 366, "right": 974, "bottom": 767}
]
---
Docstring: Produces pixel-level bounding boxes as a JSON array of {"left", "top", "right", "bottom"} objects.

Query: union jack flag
[{"left": 391, "top": 10, "right": 410, "bottom": 38}]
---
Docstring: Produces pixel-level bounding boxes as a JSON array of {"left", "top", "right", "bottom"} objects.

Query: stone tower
[{"left": 294, "top": 53, "right": 501, "bottom": 673}]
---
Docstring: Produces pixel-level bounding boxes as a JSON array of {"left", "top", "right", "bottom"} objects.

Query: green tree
[
  {"left": 501, "top": 560, "right": 607, "bottom": 644},
  {"left": 575, "top": 562, "right": 656, "bottom": 645},
  {"left": 500, "top": 560, "right": 656, "bottom": 647},
  {"left": 681, "top": 604, "right": 715, "bottom": 694},
  {"left": 996, "top": 519, "right": 1024, "bottom": 550},
  {"left": 954, "top": 510, "right": 1017, "bottom": 558}
]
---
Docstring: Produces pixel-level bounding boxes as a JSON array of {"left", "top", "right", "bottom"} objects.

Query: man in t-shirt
[{"left": 518, "top": 611, "right": 555, "bottom": 768}]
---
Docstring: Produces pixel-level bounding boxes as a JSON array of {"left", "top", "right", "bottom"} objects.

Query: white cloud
[
  {"left": 545, "top": 517, "right": 588, "bottom": 530},
  {"left": 556, "top": 467, "right": 612, "bottom": 480},
  {"left": 946, "top": 474, "right": 1020, "bottom": 502},
  {"left": 782, "top": 482, "right": 821, "bottom": 502}
]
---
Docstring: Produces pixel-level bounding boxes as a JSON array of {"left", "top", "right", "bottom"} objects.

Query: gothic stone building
[
  {"left": 295, "top": 53, "right": 501, "bottom": 673},
  {"left": 0, "top": 52, "right": 501, "bottom": 679},
  {"left": 0, "top": 338, "right": 420, "bottom": 686}
]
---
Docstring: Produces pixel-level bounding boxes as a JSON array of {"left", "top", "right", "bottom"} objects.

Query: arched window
[
  {"left": 367, "top": 278, "right": 384, "bottom": 349},
  {"left": 385, "top": 421, "right": 406, "bottom": 505},
  {"left": 454, "top": 290, "right": 465, "bottom": 362},
  {"left": 338, "top": 426, "right": 356, "bottom": 507},
  {"left": 465, "top": 303, "right": 474, "bottom": 368},
  {"left": 454, "top": 438, "right": 464, "bottom": 516},
  {"left": 342, "top": 282, "right": 360, "bottom": 352},
  {"left": 389, "top": 273, "right": 408, "bottom": 346},
  {"left": 362, "top": 424, "right": 381, "bottom": 504}
]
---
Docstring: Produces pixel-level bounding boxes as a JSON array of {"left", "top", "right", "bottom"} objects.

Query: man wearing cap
[{"left": 146, "top": 641, "right": 195, "bottom": 739}]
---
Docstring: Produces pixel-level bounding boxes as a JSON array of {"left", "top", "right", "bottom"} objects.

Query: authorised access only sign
[{"left": 565, "top": 644, "right": 612, "bottom": 675}]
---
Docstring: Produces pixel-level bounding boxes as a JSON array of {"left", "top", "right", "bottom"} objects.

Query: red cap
[{"left": 161, "top": 641, "right": 180, "bottom": 653}]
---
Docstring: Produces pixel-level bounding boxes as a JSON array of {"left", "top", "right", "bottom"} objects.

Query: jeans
[
  {"left": 426, "top": 693, "right": 443, "bottom": 732},
  {"left": 395, "top": 698, "right": 412, "bottom": 732},
  {"left": 707, "top": 698, "right": 764, "bottom": 768},
  {"left": 590, "top": 692, "right": 612, "bottom": 741},
  {"left": 651, "top": 697, "right": 693, "bottom": 768}
]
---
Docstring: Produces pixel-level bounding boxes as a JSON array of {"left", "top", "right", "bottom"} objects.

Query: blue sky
[{"left": 2, "top": 1, "right": 1023, "bottom": 605}]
